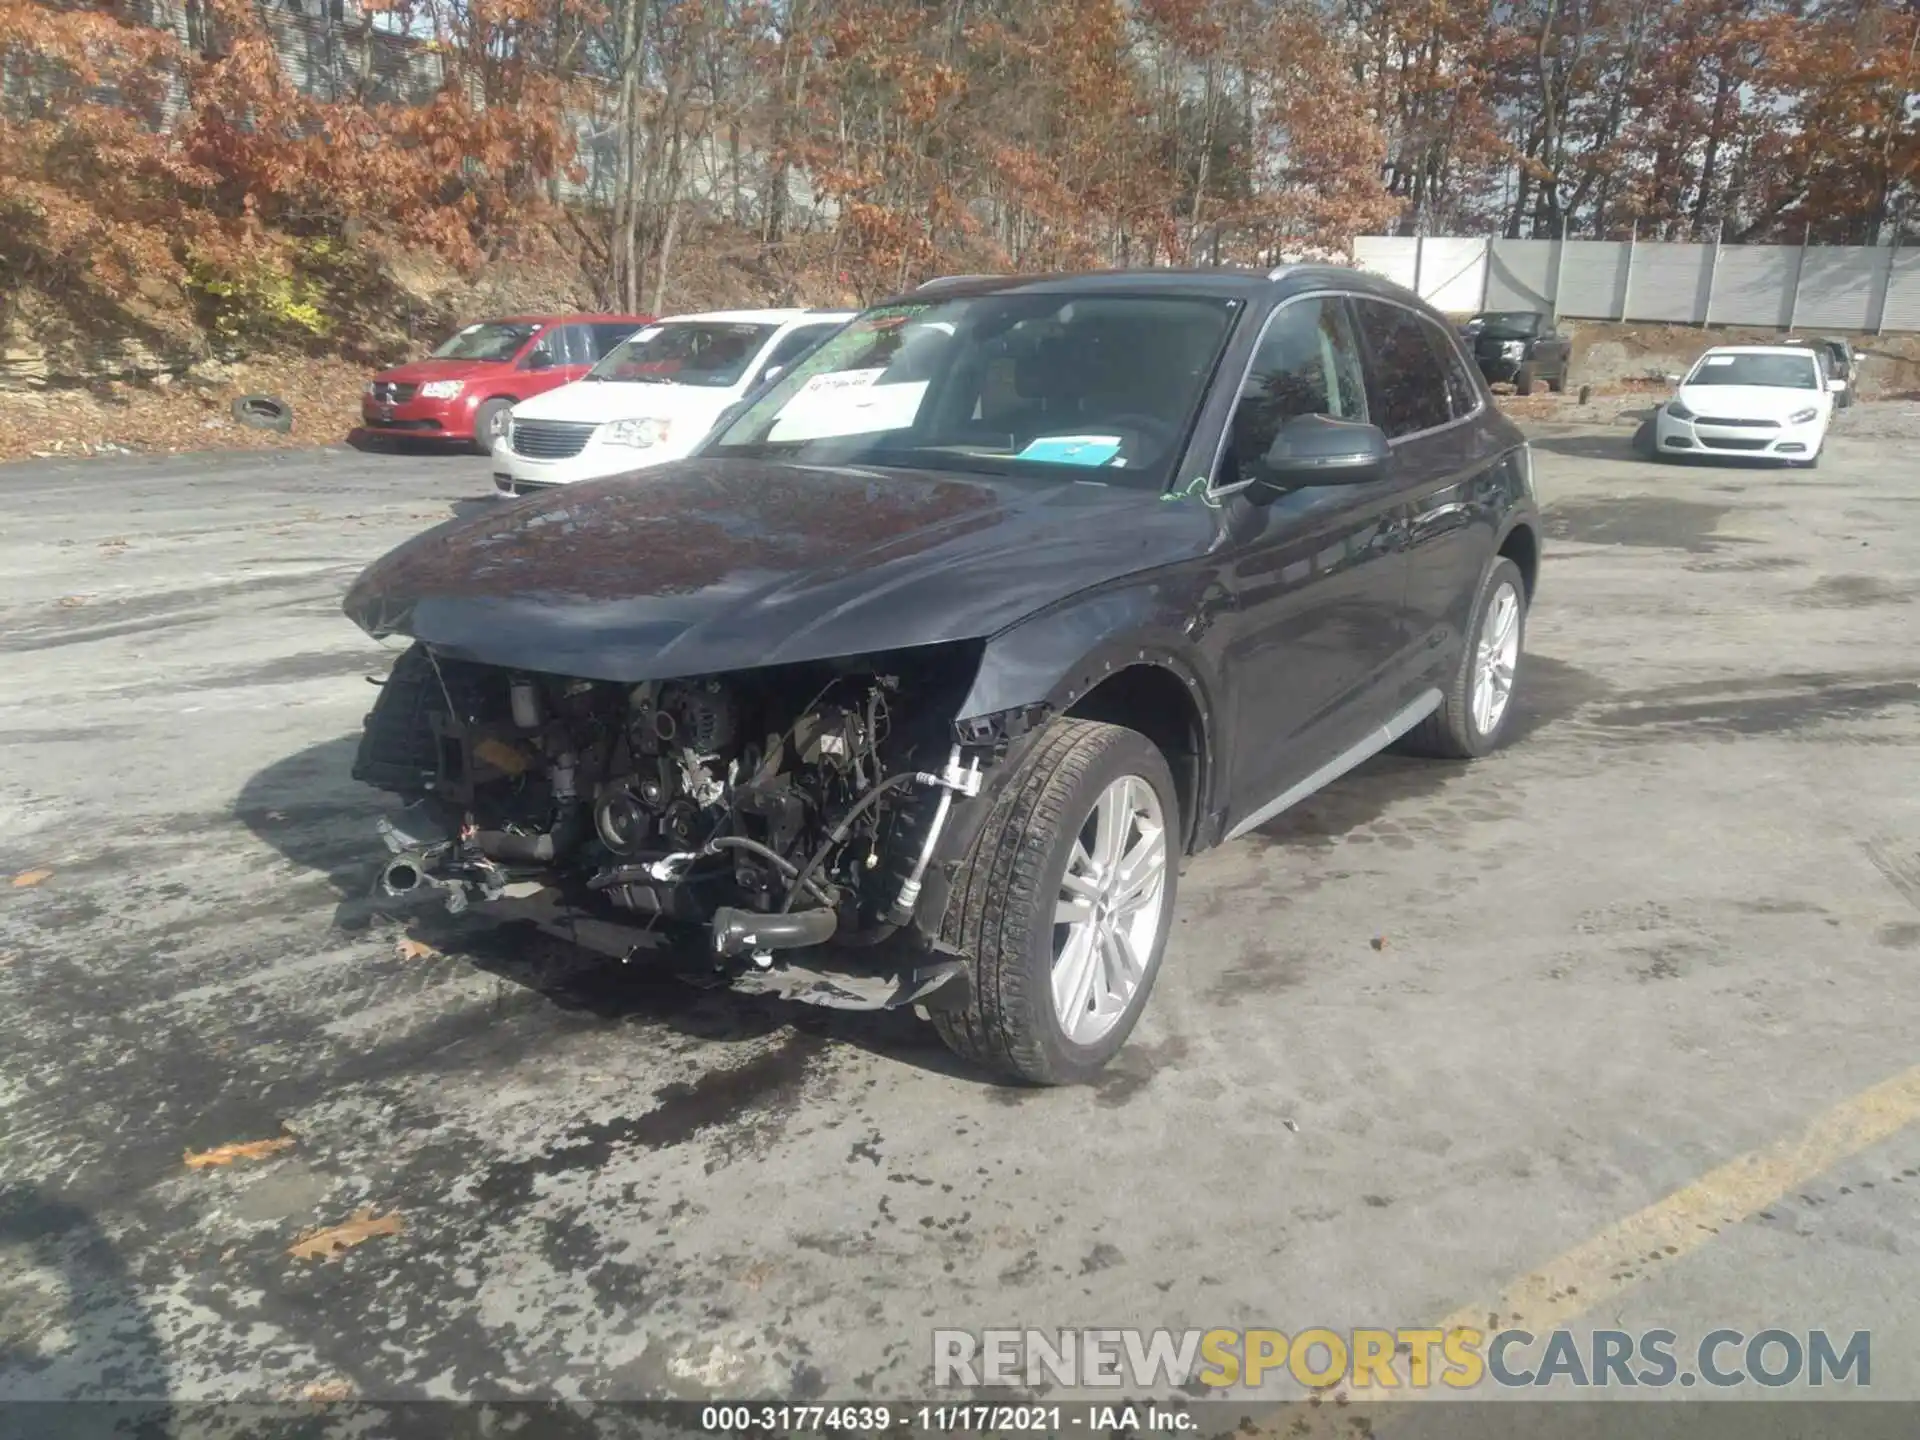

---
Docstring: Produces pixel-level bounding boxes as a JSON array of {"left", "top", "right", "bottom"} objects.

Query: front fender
[{"left": 955, "top": 574, "right": 1222, "bottom": 725}]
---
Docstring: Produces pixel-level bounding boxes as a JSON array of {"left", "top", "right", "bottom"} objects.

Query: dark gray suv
[{"left": 344, "top": 265, "right": 1543, "bottom": 1082}]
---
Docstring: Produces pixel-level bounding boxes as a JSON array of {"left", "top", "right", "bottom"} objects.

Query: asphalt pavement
[{"left": 1, "top": 420, "right": 1917, "bottom": 1408}]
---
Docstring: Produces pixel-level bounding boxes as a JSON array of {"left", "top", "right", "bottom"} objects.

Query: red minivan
[{"left": 358, "top": 313, "right": 654, "bottom": 452}]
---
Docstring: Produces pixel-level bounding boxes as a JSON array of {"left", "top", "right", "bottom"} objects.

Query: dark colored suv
[
  {"left": 1462, "top": 311, "right": 1571, "bottom": 395},
  {"left": 342, "top": 266, "right": 1541, "bottom": 1083}
]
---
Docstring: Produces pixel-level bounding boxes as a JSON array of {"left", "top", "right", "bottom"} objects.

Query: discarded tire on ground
[{"left": 231, "top": 394, "right": 294, "bottom": 434}]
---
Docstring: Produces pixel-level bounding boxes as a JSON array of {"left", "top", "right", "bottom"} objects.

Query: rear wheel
[
  {"left": 472, "top": 398, "right": 512, "bottom": 455},
  {"left": 1514, "top": 364, "right": 1536, "bottom": 397},
  {"left": 932, "top": 720, "right": 1178, "bottom": 1085},
  {"left": 1403, "top": 557, "right": 1528, "bottom": 761},
  {"left": 1546, "top": 366, "right": 1566, "bottom": 394}
]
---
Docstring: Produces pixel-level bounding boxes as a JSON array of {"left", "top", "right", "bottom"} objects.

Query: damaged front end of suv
[{"left": 349, "top": 632, "right": 1044, "bottom": 1014}]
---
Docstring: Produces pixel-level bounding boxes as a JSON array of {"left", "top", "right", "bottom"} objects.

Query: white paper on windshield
[
  {"left": 798, "top": 367, "right": 886, "bottom": 394},
  {"left": 768, "top": 379, "right": 929, "bottom": 442},
  {"left": 1703, "top": 355, "right": 1735, "bottom": 366}
]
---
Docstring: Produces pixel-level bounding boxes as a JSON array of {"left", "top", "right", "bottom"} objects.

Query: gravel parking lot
[{"left": 2, "top": 413, "right": 1918, "bottom": 1407}]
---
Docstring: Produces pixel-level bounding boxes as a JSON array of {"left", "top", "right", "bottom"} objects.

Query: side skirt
[{"left": 1223, "top": 688, "right": 1443, "bottom": 843}]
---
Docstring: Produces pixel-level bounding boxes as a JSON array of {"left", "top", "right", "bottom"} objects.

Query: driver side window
[{"left": 1220, "top": 297, "right": 1367, "bottom": 487}]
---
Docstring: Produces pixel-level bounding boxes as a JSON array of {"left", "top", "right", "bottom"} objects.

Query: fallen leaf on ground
[
  {"left": 55, "top": 595, "right": 88, "bottom": 607},
  {"left": 1369, "top": 935, "right": 1388, "bottom": 951},
  {"left": 299, "top": 1379, "right": 356, "bottom": 1402},
  {"left": 289, "top": 1209, "right": 403, "bottom": 1261},
  {"left": 184, "top": 1136, "right": 295, "bottom": 1169},
  {"left": 10, "top": 869, "right": 53, "bottom": 888},
  {"left": 395, "top": 937, "right": 440, "bottom": 961}
]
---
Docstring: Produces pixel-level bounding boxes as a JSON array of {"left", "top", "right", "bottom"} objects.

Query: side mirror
[
  {"left": 1248, "top": 414, "right": 1391, "bottom": 501},
  {"left": 523, "top": 349, "right": 555, "bottom": 372},
  {"left": 761, "top": 364, "right": 786, "bottom": 386},
  {"left": 1664, "top": 373, "right": 1683, "bottom": 386},
  {"left": 1827, "top": 377, "right": 1845, "bottom": 393}
]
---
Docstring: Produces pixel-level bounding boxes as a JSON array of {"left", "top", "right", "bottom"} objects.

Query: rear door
[
  {"left": 1352, "top": 298, "right": 1505, "bottom": 693},
  {"left": 547, "top": 324, "right": 599, "bottom": 387},
  {"left": 1214, "top": 294, "right": 1412, "bottom": 831}
]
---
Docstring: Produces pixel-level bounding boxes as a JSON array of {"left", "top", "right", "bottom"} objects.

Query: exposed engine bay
[{"left": 353, "top": 642, "right": 1022, "bottom": 1009}]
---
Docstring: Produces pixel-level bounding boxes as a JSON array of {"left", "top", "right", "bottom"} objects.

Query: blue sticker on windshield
[{"left": 1017, "top": 435, "right": 1123, "bottom": 466}]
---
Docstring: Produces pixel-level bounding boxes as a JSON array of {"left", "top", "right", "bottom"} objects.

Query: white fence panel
[
  {"left": 1879, "top": 249, "right": 1920, "bottom": 333},
  {"left": 1556, "top": 242, "right": 1631, "bottom": 319},
  {"left": 1410, "top": 238, "right": 1488, "bottom": 312},
  {"left": 1353, "top": 235, "right": 1916, "bottom": 332},
  {"left": 1626, "top": 243, "right": 1713, "bottom": 323},
  {"left": 1707, "top": 247, "right": 1797, "bottom": 328},
  {"left": 1486, "top": 240, "right": 1554, "bottom": 312},
  {"left": 1792, "top": 247, "right": 1887, "bottom": 331},
  {"left": 1352, "top": 237, "right": 1421, "bottom": 290}
]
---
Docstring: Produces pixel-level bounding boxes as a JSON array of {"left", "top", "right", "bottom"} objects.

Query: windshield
[
  {"left": 431, "top": 322, "right": 538, "bottom": 362},
  {"left": 1474, "top": 312, "right": 1542, "bottom": 337},
  {"left": 589, "top": 322, "right": 780, "bottom": 386},
  {"left": 1686, "top": 353, "right": 1819, "bottom": 389},
  {"left": 701, "top": 293, "right": 1241, "bottom": 488}
]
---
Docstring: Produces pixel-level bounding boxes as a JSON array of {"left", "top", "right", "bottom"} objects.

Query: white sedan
[
  {"left": 491, "top": 308, "right": 854, "bottom": 493},
  {"left": 1653, "top": 345, "right": 1841, "bottom": 468}
]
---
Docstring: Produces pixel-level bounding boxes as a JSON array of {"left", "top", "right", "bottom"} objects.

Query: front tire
[
  {"left": 472, "top": 399, "right": 512, "bottom": 455},
  {"left": 1403, "top": 557, "right": 1528, "bottom": 760},
  {"left": 933, "top": 720, "right": 1179, "bottom": 1085},
  {"left": 1514, "top": 364, "right": 1536, "bottom": 397}
]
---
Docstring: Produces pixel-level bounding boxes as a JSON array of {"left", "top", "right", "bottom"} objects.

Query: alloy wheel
[
  {"left": 1472, "top": 581, "right": 1522, "bottom": 736},
  {"left": 1051, "top": 775, "right": 1169, "bottom": 1045}
]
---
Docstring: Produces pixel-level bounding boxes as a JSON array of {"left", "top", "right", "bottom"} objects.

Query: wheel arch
[
  {"left": 1060, "top": 663, "right": 1211, "bottom": 857},
  {"left": 1496, "top": 517, "right": 1541, "bottom": 601},
  {"left": 957, "top": 604, "right": 1221, "bottom": 857}
]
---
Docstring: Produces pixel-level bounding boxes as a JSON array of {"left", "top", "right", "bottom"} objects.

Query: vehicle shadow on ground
[
  {"left": 0, "top": 1184, "right": 173, "bottom": 1425},
  {"left": 1532, "top": 426, "right": 1797, "bottom": 472},
  {"left": 345, "top": 429, "right": 470, "bottom": 456},
  {"left": 1247, "top": 654, "right": 1610, "bottom": 849},
  {"left": 234, "top": 737, "right": 1010, "bottom": 1088}
]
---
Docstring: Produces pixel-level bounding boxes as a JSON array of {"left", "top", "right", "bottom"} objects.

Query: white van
[{"left": 491, "top": 308, "right": 855, "bottom": 493}]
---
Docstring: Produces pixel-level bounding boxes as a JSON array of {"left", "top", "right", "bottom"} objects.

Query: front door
[{"left": 1214, "top": 294, "right": 1411, "bottom": 832}]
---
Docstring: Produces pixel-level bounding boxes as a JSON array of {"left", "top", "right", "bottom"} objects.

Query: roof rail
[{"left": 915, "top": 274, "right": 1001, "bottom": 293}]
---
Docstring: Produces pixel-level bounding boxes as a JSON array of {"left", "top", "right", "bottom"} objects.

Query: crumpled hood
[{"left": 343, "top": 459, "right": 1213, "bottom": 682}]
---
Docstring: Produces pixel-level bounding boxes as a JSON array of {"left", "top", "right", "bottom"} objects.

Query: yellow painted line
[
  {"left": 1435, "top": 1060, "right": 1920, "bottom": 1333},
  {"left": 1311, "top": 1061, "right": 1920, "bottom": 1416}
]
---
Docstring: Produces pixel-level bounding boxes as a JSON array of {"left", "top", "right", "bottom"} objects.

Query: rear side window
[
  {"left": 589, "top": 322, "right": 644, "bottom": 358},
  {"left": 1354, "top": 300, "right": 1453, "bottom": 438},
  {"left": 1426, "top": 319, "right": 1484, "bottom": 419}
]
